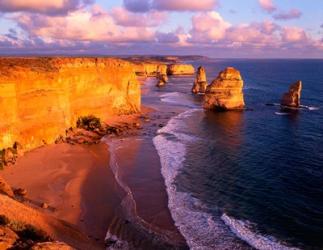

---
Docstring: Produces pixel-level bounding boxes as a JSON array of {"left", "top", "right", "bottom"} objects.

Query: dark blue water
[{"left": 153, "top": 59, "right": 323, "bottom": 250}]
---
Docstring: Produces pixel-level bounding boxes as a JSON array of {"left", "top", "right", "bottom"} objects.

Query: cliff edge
[{"left": 0, "top": 57, "right": 141, "bottom": 151}]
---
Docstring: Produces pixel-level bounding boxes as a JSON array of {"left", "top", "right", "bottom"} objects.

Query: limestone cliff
[
  {"left": 0, "top": 57, "right": 141, "bottom": 151},
  {"left": 281, "top": 80, "right": 302, "bottom": 108},
  {"left": 204, "top": 67, "right": 245, "bottom": 111},
  {"left": 167, "top": 64, "right": 195, "bottom": 75},
  {"left": 133, "top": 63, "right": 166, "bottom": 77}
]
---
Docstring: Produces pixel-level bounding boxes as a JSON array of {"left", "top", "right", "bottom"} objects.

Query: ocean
[{"left": 151, "top": 59, "right": 323, "bottom": 250}]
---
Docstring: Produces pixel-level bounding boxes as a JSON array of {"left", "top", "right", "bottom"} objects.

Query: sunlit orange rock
[
  {"left": 192, "top": 66, "right": 208, "bottom": 94},
  {"left": 167, "top": 64, "right": 195, "bottom": 75},
  {"left": 281, "top": 80, "right": 302, "bottom": 108},
  {"left": 203, "top": 67, "right": 245, "bottom": 111},
  {"left": 0, "top": 57, "right": 141, "bottom": 151},
  {"left": 133, "top": 63, "right": 168, "bottom": 77},
  {"left": 156, "top": 64, "right": 168, "bottom": 87}
]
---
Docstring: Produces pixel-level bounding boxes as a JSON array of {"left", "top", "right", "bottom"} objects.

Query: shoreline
[{"left": 0, "top": 103, "right": 188, "bottom": 249}]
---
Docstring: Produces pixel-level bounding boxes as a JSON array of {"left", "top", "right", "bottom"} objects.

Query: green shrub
[
  {"left": 16, "top": 224, "right": 51, "bottom": 242},
  {"left": 0, "top": 214, "right": 10, "bottom": 225},
  {"left": 76, "top": 115, "right": 101, "bottom": 131}
]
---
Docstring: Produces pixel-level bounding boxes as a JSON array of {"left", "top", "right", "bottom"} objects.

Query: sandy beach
[
  {"left": 1, "top": 103, "right": 188, "bottom": 249},
  {"left": 2, "top": 142, "right": 125, "bottom": 248}
]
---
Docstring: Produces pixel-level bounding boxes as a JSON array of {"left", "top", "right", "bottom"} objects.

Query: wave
[
  {"left": 275, "top": 112, "right": 289, "bottom": 116},
  {"left": 160, "top": 92, "right": 198, "bottom": 108},
  {"left": 154, "top": 109, "right": 301, "bottom": 250},
  {"left": 221, "top": 214, "right": 300, "bottom": 250},
  {"left": 153, "top": 109, "right": 251, "bottom": 249}
]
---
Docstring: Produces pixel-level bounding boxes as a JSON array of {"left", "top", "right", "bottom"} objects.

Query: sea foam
[
  {"left": 153, "top": 110, "right": 248, "bottom": 249},
  {"left": 153, "top": 109, "right": 301, "bottom": 250}
]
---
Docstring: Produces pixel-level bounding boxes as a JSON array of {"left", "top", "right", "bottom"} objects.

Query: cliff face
[
  {"left": 167, "top": 64, "right": 195, "bottom": 75},
  {"left": 0, "top": 57, "right": 141, "bottom": 150}
]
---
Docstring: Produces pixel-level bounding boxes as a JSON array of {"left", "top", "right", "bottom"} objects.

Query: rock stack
[
  {"left": 156, "top": 65, "right": 168, "bottom": 87},
  {"left": 204, "top": 67, "right": 245, "bottom": 111},
  {"left": 192, "top": 66, "right": 208, "bottom": 94},
  {"left": 281, "top": 81, "right": 302, "bottom": 108}
]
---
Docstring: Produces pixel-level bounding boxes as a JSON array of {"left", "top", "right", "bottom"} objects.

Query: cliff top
[{"left": 0, "top": 57, "right": 133, "bottom": 76}]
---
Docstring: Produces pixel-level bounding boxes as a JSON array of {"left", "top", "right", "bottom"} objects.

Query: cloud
[
  {"left": 123, "top": 0, "right": 217, "bottom": 12},
  {"left": 190, "top": 11, "right": 230, "bottom": 43},
  {"left": 111, "top": 7, "right": 167, "bottom": 27},
  {"left": 273, "top": 9, "right": 302, "bottom": 20},
  {"left": 259, "top": 0, "right": 276, "bottom": 13},
  {"left": 123, "top": 0, "right": 151, "bottom": 13},
  {"left": 14, "top": 7, "right": 155, "bottom": 43},
  {"left": 155, "top": 31, "right": 179, "bottom": 43},
  {"left": 281, "top": 27, "right": 307, "bottom": 42},
  {"left": 152, "top": 0, "right": 217, "bottom": 11},
  {"left": 0, "top": 0, "right": 92, "bottom": 15}
]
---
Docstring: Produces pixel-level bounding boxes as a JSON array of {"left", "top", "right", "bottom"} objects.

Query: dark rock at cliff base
[
  {"left": 203, "top": 67, "right": 245, "bottom": 111},
  {"left": 192, "top": 66, "right": 208, "bottom": 94},
  {"left": 281, "top": 81, "right": 302, "bottom": 108}
]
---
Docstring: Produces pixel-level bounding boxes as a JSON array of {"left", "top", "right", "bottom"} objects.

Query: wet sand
[{"left": 107, "top": 136, "right": 187, "bottom": 249}]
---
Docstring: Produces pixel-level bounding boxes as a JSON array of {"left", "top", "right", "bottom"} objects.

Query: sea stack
[
  {"left": 203, "top": 67, "right": 245, "bottom": 111},
  {"left": 192, "top": 66, "right": 208, "bottom": 94},
  {"left": 281, "top": 81, "right": 302, "bottom": 108},
  {"left": 156, "top": 64, "right": 168, "bottom": 87}
]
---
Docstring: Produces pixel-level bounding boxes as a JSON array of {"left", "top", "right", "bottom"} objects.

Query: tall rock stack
[
  {"left": 192, "top": 66, "right": 208, "bottom": 94},
  {"left": 203, "top": 67, "right": 245, "bottom": 111},
  {"left": 156, "top": 64, "right": 168, "bottom": 87},
  {"left": 281, "top": 81, "right": 302, "bottom": 108}
]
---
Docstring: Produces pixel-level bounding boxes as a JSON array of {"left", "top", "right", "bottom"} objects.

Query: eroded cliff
[{"left": 0, "top": 57, "right": 141, "bottom": 151}]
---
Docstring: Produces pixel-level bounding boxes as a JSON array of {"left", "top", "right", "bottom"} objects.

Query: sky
[{"left": 0, "top": 0, "right": 322, "bottom": 58}]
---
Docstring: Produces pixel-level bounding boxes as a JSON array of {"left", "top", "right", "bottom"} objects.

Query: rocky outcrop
[
  {"left": 204, "top": 67, "right": 245, "bottom": 111},
  {"left": 0, "top": 57, "right": 141, "bottom": 151},
  {"left": 281, "top": 81, "right": 302, "bottom": 108},
  {"left": 192, "top": 66, "right": 208, "bottom": 94},
  {"left": 31, "top": 242, "right": 74, "bottom": 250},
  {"left": 133, "top": 63, "right": 167, "bottom": 77},
  {"left": 156, "top": 64, "right": 168, "bottom": 87},
  {"left": 0, "top": 226, "right": 19, "bottom": 249},
  {"left": 0, "top": 176, "right": 14, "bottom": 197},
  {"left": 167, "top": 64, "right": 195, "bottom": 75},
  {"left": 0, "top": 194, "right": 98, "bottom": 249}
]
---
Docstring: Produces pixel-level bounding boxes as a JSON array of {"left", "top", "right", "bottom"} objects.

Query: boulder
[
  {"left": 0, "top": 226, "right": 19, "bottom": 249},
  {"left": 281, "top": 81, "right": 302, "bottom": 108},
  {"left": 167, "top": 64, "right": 195, "bottom": 75},
  {"left": 204, "top": 67, "right": 245, "bottom": 111},
  {"left": 192, "top": 66, "right": 208, "bottom": 94},
  {"left": 31, "top": 241, "right": 74, "bottom": 250},
  {"left": 0, "top": 176, "right": 14, "bottom": 198}
]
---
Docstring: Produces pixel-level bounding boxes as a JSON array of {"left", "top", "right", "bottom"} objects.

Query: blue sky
[{"left": 0, "top": 0, "right": 322, "bottom": 57}]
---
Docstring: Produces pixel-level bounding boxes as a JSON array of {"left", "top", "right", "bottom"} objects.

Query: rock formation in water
[
  {"left": 0, "top": 57, "right": 141, "bottom": 151},
  {"left": 281, "top": 80, "right": 302, "bottom": 108},
  {"left": 203, "top": 67, "right": 245, "bottom": 111},
  {"left": 156, "top": 64, "right": 168, "bottom": 87},
  {"left": 167, "top": 64, "right": 195, "bottom": 75},
  {"left": 192, "top": 66, "right": 208, "bottom": 94}
]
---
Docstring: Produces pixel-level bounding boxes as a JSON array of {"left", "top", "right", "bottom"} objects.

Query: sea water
[{"left": 153, "top": 59, "right": 323, "bottom": 250}]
